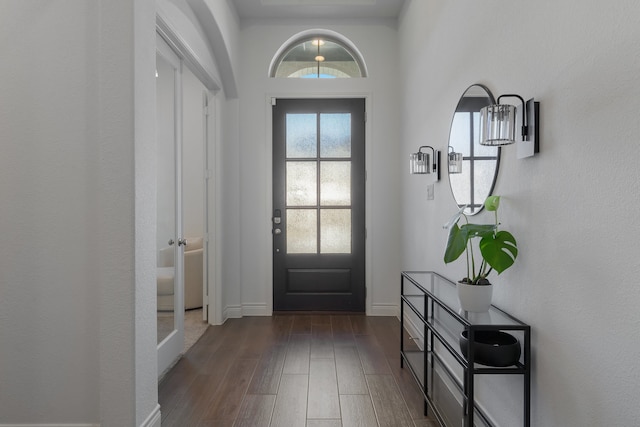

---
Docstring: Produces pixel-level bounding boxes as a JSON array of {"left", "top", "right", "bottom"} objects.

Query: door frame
[
  {"left": 156, "top": 19, "right": 224, "bottom": 326},
  {"left": 265, "top": 93, "right": 373, "bottom": 315}
]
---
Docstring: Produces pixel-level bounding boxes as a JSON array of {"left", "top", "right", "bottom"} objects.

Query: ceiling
[{"left": 229, "top": 0, "right": 407, "bottom": 20}]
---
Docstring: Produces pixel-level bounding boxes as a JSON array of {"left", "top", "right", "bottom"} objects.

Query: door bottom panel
[{"left": 287, "top": 269, "right": 351, "bottom": 293}]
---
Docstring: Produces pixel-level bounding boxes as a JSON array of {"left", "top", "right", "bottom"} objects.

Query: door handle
[
  {"left": 273, "top": 228, "right": 282, "bottom": 235},
  {"left": 168, "top": 238, "right": 187, "bottom": 246}
]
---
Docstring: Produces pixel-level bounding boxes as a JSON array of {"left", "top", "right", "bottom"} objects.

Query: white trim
[
  {"left": 223, "top": 305, "right": 243, "bottom": 320},
  {"left": 203, "top": 90, "right": 220, "bottom": 327},
  {"left": 212, "top": 92, "right": 225, "bottom": 326},
  {"left": 202, "top": 90, "right": 210, "bottom": 323},
  {"left": 156, "top": 12, "right": 221, "bottom": 92},
  {"left": 363, "top": 95, "right": 373, "bottom": 316},
  {"left": 242, "top": 303, "right": 271, "bottom": 316},
  {"left": 0, "top": 425, "right": 100, "bottom": 427},
  {"left": 140, "top": 404, "right": 161, "bottom": 427},
  {"left": 369, "top": 304, "right": 399, "bottom": 317}
]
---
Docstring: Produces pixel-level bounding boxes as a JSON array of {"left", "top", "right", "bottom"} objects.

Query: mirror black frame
[{"left": 447, "top": 84, "right": 501, "bottom": 215}]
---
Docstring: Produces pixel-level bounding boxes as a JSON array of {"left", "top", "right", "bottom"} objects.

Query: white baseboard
[
  {"left": 223, "top": 305, "right": 242, "bottom": 321},
  {"left": 242, "top": 303, "right": 270, "bottom": 316},
  {"left": 0, "top": 409, "right": 160, "bottom": 427},
  {"left": 224, "top": 303, "right": 398, "bottom": 318},
  {"left": 0, "top": 424, "right": 100, "bottom": 427},
  {"left": 140, "top": 404, "right": 161, "bottom": 427},
  {"left": 369, "top": 303, "right": 399, "bottom": 317}
]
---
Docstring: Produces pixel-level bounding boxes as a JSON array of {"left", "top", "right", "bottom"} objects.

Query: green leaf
[
  {"left": 443, "top": 223, "right": 467, "bottom": 263},
  {"left": 460, "top": 223, "right": 496, "bottom": 239},
  {"left": 479, "top": 230, "right": 518, "bottom": 274},
  {"left": 485, "top": 195, "right": 501, "bottom": 212}
]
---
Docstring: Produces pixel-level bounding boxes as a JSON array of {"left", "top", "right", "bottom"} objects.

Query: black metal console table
[{"left": 400, "top": 271, "right": 530, "bottom": 427}]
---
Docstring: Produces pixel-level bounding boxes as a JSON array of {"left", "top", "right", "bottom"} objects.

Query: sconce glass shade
[
  {"left": 409, "top": 152, "right": 430, "bottom": 174},
  {"left": 479, "top": 104, "right": 517, "bottom": 146},
  {"left": 448, "top": 151, "right": 463, "bottom": 174}
]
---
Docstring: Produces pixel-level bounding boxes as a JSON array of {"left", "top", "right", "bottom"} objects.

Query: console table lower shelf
[{"left": 400, "top": 271, "right": 531, "bottom": 427}]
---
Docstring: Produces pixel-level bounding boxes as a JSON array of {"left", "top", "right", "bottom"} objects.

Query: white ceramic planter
[{"left": 457, "top": 281, "right": 493, "bottom": 312}]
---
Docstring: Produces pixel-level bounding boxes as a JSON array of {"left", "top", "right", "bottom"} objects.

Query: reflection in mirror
[
  {"left": 156, "top": 50, "right": 176, "bottom": 345},
  {"left": 448, "top": 84, "right": 500, "bottom": 215}
]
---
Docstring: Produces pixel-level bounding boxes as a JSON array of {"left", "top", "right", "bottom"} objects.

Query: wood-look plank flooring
[{"left": 159, "top": 314, "right": 438, "bottom": 427}]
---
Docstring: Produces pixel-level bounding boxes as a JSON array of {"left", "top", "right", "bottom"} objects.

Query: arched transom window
[{"left": 271, "top": 35, "right": 367, "bottom": 79}]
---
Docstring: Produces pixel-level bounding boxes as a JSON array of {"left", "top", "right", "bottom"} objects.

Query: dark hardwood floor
[{"left": 159, "top": 314, "right": 438, "bottom": 427}]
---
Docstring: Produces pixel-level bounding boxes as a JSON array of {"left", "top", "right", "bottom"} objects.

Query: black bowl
[{"left": 459, "top": 330, "right": 521, "bottom": 367}]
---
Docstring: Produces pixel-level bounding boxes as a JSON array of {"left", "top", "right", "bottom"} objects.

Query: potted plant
[{"left": 443, "top": 196, "right": 518, "bottom": 312}]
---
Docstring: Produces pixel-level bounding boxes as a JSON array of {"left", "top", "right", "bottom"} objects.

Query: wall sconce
[
  {"left": 448, "top": 146, "right": 463, "bottom": 174},
  {"left": 479, "top": 94, "right": 540, "bottom": 158},
  {"left": 409, "top": 146, "right": 440, "bottom": 180}
]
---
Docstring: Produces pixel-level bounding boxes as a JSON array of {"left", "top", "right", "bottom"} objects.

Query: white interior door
[{"left": 156, "top": 33, "right": 185, "bottom": 376}]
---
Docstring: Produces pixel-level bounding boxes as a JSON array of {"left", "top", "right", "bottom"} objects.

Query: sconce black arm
[
  {"left": 418, "top": 145, "right": 437, "bottom": 171},
  {"left": 417, "top": 145, "right": 440, "bottom": 180},
  {"left": 497, "top": 94, "right": 528, "bottom": 139}
]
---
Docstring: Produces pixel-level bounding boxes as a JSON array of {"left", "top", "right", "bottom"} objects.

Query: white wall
[
  {"left": 0, "top": 2, "right": 100, "bottom": 422},
  {"left": 235, "top": 19, "right": 402, "bottom": 316},
  {"left": 399, "top": 1, "right": 640, "bottom": 425},
  {"left": 0, "top": 0, "right": 158, "bottom": 425}
]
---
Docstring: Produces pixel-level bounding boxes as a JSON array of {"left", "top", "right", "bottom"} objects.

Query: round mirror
[{"left": 448, "top": 84, "right": 501, "bottom": 215}]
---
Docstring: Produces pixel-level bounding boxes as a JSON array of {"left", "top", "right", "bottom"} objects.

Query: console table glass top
[{"left": 402, "top": 271, "right": 526, "bottom": 328}]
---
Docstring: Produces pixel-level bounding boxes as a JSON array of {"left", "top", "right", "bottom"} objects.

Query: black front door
[{"left": 272, "top": 98, "right": 366, "bottom": 311}]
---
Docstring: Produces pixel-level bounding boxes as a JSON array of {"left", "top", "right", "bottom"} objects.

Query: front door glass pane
[
  {"left": 287, "top": 209, "right": 317, "bottom": 254},
  {"left": 320, "top": 161, "right": 350, "bottom": 206},
  {"left": 286, "top": 162, "right": 317, "bottom": 206},
  {"left": 320, "top": 209, "right": 351, "bottom": 253},
  {"left": 284, "top": 110, "right": 354, "bottom": 256},
  {"left": 286, "top": 113, "right": 317, "bottom": 158},
  {"left": 320, "top": 113, "right": 351, "bottom": 157}
]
